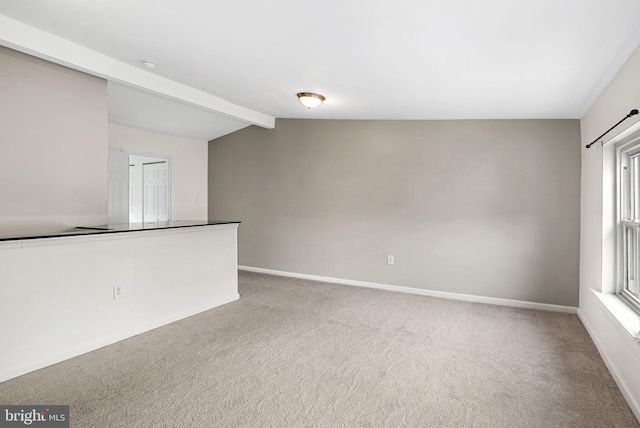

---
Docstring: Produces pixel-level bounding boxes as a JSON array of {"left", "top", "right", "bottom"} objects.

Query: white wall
[
  {"left": 0, "top": 225, "right": 239, "bottom": 382},
  {"left": 209, "top": 119, "right": 581, "bottom": 307},
  {"left": 109, "top": 124, "right": 208, "bottom": 221},
  {"left": 579, "top": 44, "right": 640, "bottom": 419},
  {"left": 0, "top": 46, "right": 108, "bottom": 235}
]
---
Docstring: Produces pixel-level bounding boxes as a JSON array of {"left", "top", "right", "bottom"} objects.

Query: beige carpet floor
[{"left": 0, "top": 271, "right": 638, "bottom": 427}]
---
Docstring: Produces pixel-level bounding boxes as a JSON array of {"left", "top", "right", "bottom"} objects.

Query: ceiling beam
[{"left": 0, "top": 14, "right": 275, "bottom": 129}]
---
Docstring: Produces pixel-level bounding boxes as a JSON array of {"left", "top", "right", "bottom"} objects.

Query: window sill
[{"left": 591, "top": 289, "right": 640, "bottom": 342}]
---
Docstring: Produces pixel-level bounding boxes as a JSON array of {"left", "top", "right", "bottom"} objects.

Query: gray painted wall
[
  {"left": 209, "top": 118, "right": 581, "bottom": 306},
  {"left": 0, "top": 46, "right": 108, "bottom": 235}
]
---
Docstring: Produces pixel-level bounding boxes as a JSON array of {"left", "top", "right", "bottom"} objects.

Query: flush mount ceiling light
[
  {"left": 297, "top": 92, "right": 325, "bottom": 109},
  {"left": 141, "top": 60, "right": 157, "bottom": 69}
]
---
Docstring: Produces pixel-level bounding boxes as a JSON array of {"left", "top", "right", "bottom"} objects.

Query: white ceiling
[{"left": 1, "top": 0, "right": 640, "bottom": 140}]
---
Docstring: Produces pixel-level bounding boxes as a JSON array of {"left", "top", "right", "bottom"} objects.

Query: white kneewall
[
  {"left": 0, "top": 225, "right": 239, "bottom": 383},
  {"left": 109, "top": 124, "right": 208, "bottom": 221},
  {"left": 579, "top": 43, "right": 640, "bottom": 421}
]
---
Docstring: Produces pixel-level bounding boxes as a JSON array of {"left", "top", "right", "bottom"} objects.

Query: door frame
[{"left": 107, "top": 149, "right": 130, "bottom": 224}]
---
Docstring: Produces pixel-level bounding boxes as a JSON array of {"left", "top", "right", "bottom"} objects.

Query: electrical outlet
[
  {"left": 387, "top": 255, "right": 394, "bottom": 265},
  {"left": 113, "top": 284, "right": 124, "bottom": 300}
]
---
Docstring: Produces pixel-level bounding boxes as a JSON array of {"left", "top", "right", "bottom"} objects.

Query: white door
[
  {"left": 143, "top": 161, "right": 169, "bottom": 222},
  {"left": 107, "top": 150, "right": 129, "bottom": 224}
]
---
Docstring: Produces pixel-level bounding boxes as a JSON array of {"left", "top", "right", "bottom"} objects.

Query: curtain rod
[{"left": 586, "top": 109, "right": 639, "bottom": 148}]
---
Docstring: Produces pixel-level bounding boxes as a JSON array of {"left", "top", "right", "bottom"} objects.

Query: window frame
[{"left": 616, "top": 136, "right": 640, "bottom": 313}]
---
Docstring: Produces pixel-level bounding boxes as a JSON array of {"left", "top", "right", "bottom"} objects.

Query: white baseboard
[
  {"left": 239, "top": 265, "right": 577, "bottom": 314},
  {"left": 0, "top": 293, "right": 239, "bottom": 384},
  {"left": 578, "top": 309, "right": 640, "bottom": 422}
]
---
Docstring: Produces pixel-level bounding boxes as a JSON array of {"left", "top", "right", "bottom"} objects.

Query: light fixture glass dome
[
  {"left": 297, "top": 92, "right": 325, "bottom": 109},
  {"left": 141, "top": 60, "right": 157, "bottom": 69}
]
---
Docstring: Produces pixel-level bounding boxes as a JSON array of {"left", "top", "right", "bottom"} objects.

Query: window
[
  {"left": 618, "top": 138, "right": 640, "bottom": 312},
  {"left": 591, "top": 124, "right": 640, "bottom": 341}
]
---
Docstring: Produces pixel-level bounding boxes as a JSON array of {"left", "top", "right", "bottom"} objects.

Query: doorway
[
  {"left": 129, "top": 154, "right": 172, "bottom": 223},
  {"left": 107, "top": 150, "right": 172, "bottom": 224}
]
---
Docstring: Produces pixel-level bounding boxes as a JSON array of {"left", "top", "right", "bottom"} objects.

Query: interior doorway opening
[
  {"left": 129, "top": 154, "right": 172, "bottom": 223},
  {"left": 108, "top": 150, "right": 172, "bottom": 224}
]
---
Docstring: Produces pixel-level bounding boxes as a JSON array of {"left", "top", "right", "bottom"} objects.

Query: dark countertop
[{"left": 0, "top": 220, "right": 240, "bottom": 242}]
